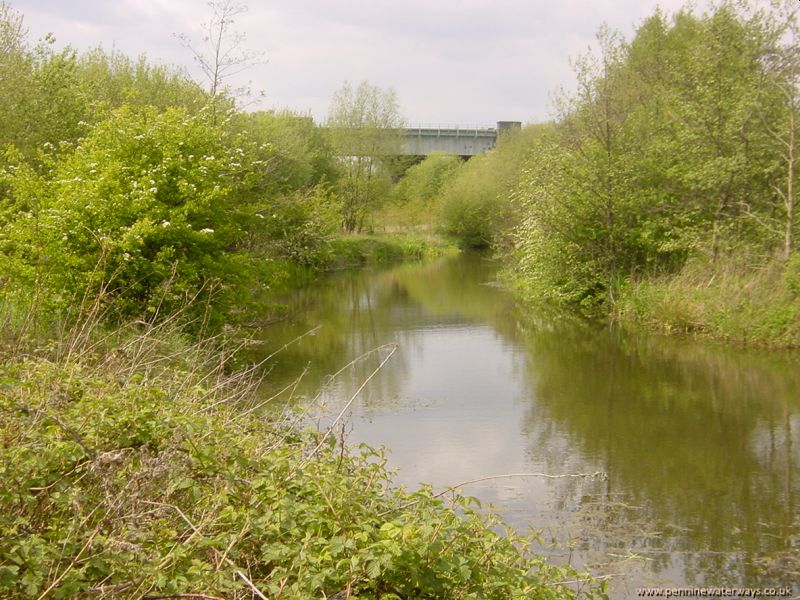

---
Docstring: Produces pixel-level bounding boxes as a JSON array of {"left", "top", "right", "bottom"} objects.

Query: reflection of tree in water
[
  {"left": 250, "top": 254, "right": 799, "bottom": 591},
  {"left": 252, "top": 270, "right": 418, "bottom": 413},
  {"left": 254, "top": 254, "right": 520, "bottom": 410},
  {"left": 517, "top": 318, "right": 800, "bottom": 588}
]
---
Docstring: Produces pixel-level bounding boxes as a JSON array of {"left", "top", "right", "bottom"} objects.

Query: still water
[{"left": 258, "top": 253, "right": 800, "bottom": 597}]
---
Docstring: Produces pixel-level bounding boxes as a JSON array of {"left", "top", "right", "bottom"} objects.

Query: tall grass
[{"left": 616, "top": 252, "right": 800, "bottom": 348}]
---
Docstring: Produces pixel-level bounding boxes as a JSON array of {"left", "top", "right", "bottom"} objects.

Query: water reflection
[{"left": 255, "top": 254, "right": 800, "bottom": 595}]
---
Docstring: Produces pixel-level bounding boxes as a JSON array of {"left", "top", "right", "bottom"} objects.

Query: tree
[
  {"left": 759, "top": 0, "right": 800, "bottom": 259},
  {"left": 177, "top": 0, "right": 264, "bottom": 105},
  {"left": 1, "top": 106, "right": 256, "bottom": 326},
  {"left": 0, "top": 2, "right": 35, "bottom": 155},
  {"left": 327, "top": 80, "right": 404, "bottom": 232},
  {"left": 76, "top": 47, "right": 207, "bottom": 116}
]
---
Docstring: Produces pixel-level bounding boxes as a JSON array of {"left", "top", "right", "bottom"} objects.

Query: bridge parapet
[
  {"left": 402, "top": 126, "right": 495, "bottom": 157},
  {"left": 401, "top": 121, "right": 519, "bottom": 157}
]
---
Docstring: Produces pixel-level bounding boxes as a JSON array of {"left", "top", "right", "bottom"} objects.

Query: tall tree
[
  {"left": 0, "top": 2, "right": 35, "bottom": 154},
  {"left": 759, "top": 0, "right": 800, "bottom": 259},
  {"left": 327, "top": 80, "right": 404, "bottom": 232},
  {"left": 513, "top": 2, "right": 782, "bottom": 311}
]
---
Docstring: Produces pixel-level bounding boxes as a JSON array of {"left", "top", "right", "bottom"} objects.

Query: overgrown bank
[{"left": 614, "top": 253, "right": 800, "bottom": 348}]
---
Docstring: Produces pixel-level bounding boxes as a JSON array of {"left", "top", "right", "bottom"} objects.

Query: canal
[{"left": 257, "top": 253, "right": 800, "bottom": 597}]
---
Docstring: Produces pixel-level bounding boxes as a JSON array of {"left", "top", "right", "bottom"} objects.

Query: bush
[
  {"left": 0, "top": 105, "right": 254, "bottom": 328},
  {"left": 244, "top": 184, "right": 340, "bottom": 268},
  {"left": 438, "top": 156, "right": 504, "bottom": 249},
  {"left": 437, "top": 126, "right": 545, "bottom": 249},
  {"left": 395, "top": 153, "right": 461, "bottom": 204}
]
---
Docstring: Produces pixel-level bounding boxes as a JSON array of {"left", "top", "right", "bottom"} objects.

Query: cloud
[{"left": 11, "top": 0, "right": 711, "bottom": 125}]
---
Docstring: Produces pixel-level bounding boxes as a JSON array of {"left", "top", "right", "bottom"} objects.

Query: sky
[{"left": 10, "top": 0, "right": 707, "bottom": 127}]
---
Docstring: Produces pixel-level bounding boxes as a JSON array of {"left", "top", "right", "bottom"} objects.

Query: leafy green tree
[
  {"left": 757, "top": 0, "right": 800, "bottom": 259},
  {"left": 75, "top": 48, "right": 207, "bottom": 117},
  {"left": 0, "top": 3, "right": 36, "bottom": 157},
  {"left": 661, "top": 6, "right": 771, "bottom": 259},
  {"left": 327, "top": 80, "right": 404, "bottom": 232},
  {"left": 394, "top": 152, "right": 462, "bottom": 204},
  {"left": 513, "top": 3, "right": 785, "bottom": 311},
  {"left": 383, "top": 152, "right": 461, "bottom": 230},
  {"left": 234, "top": 109, "right": 338, "bottom": 196},
  {"left": 437, "top": 125, "right": 544, "bottom": 249}
]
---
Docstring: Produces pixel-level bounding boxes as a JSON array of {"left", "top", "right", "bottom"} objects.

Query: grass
[{"left": 615, "top": 252, "right": 800, "bottom": 348}]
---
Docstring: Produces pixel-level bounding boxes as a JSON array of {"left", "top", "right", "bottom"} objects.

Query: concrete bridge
[{"left": 402, "top": 121, "right": 521, "bottom": 158}]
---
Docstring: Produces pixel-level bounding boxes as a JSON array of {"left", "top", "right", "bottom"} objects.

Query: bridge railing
[
  {"left": 405, "top": 123, "right": 497, "bottom": 131},
  {"left": 404, "top": 124, "right": 497, "bottom": 138}
]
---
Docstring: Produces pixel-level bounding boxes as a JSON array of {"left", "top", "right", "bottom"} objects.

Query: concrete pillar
[{"left": 496, "top": 121, "right": 522, "bottom": 136}]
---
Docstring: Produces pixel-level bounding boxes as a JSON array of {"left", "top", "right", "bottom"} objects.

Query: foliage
[
  {"left": 394, "top": 153, "right": 462, "bottom": 205},
  {"left": 76, "top": 47, "right": 208, "bottom": 117},
  {"left": 0, "top": 319, "right": 603, "bottom": 600},
  {"left": 438, "top": 125, "right": 545, "bottom": 249},
  {"left": 616, "top": 252, "right": 800, "bottom": 347},
  {"left": 511, "top": 2, "right": 799, "bottom": 318},
  {"left": 234, "top": 109, "right": 339, "bottom": 196},
  {"left": 248, "top": 184, "right": 341, "bottom": 268},
  {"left": 382, "top": 153, "right": 462, "bottom": 230},
  {"left": 326, "top": 234, "right": 457, "bottom": 269},
  {"left": 0, "top": 4, "right": 208, "bottom": 167},
  {"left": 327, "top": 81, "right": 404, "bottom": 233},
  {"left": 0, "top": 5, "right": 71, "bottom": 161},
  {"left": 0, "top": 105, "right": 255, "bottom": 327}
]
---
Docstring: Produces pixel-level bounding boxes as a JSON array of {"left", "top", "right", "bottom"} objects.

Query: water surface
[{"left": 257, "top": 254, "right": 800, "bottom": 597}]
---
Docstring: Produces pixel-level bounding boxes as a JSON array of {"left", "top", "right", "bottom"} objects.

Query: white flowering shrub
[{"left": 0, "top": 105, "right": 254, "bottom": 326}]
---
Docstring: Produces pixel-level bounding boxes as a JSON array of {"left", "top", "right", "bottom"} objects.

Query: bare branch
[{"left": 175, "top": 0, "right": 266, "bottom": 102}]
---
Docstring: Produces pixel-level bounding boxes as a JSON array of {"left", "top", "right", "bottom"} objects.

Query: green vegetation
[
  {"left": 502, "top": 1, "right": 800, "bottom": 346},
  {"left": 616, "top": 252, "right": 800, "bottom": 346},
  {"left": 0, "top": 2, "right": 602, "bottom": 597},
  {"left": 376, "top": 127, "right": 548, "bottom": 249},
  {"left": 1, "top": 106, "right": 256, "bottom": 327},
  {"left": 327, "top": 81, "right": 404, "bottom": 233},
  {"left": 0, "top": 314, "right": 601, "bottom": 599},
  {"left": 381, "top": 153, "right": 463, "bottom": 230},
  {"left": 327, "top": 234, "right": 458, "bottom": 269},
  {"left": 373, "top": 0, "right": 798, "bottom": 347},
  {"left": 438, "top": 126, "right": 547, "bottom": 249}
]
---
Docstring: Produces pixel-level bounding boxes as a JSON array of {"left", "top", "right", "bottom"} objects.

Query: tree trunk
[{"left": 785, "top": 107, "right": 795, "bottom": 260}]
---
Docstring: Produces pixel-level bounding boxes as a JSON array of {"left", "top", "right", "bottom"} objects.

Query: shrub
[
  {"left": 438, "top": 155, "right": 504, "bottom": 249},
  {"left": 0, "top": 105, "right": 254, "bottom": 327}
]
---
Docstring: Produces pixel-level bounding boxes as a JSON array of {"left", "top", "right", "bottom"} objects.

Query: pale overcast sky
[{"left": 10, "top": 0, "right": 706, "bottom": 126}]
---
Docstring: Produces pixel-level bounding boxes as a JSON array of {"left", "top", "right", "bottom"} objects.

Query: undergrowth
[
  {"left": 325, "top": 235, "right": 457, "bottom": 270},
  {"left": 616, "top": 252, "right": 800, "bottom": 348}
]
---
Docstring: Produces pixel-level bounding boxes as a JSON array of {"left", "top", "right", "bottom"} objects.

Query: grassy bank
[
  {"left": 615, "top": 253, "right": 800, "bottom": 349},
  {"left": 326, "top": 234, "right": 459, "bottom": 270},
  {"left": 0, "top": 311, "right": 600, "bottom": 599},
  {"left": 263, "top": 233, "right": 459, "bottom": 298}
]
